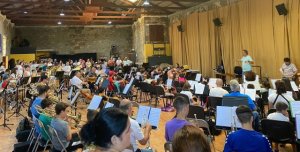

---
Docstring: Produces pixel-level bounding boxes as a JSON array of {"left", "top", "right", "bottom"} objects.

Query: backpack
[{"left": 16, "top": 117, "right": 32, "bottom": 134}]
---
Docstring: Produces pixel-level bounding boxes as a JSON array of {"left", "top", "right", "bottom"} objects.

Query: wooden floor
[{"left": 0, "top": 91, "right": 294, "bottom": 152}]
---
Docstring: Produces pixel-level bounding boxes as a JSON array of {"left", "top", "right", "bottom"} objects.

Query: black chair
[
  {"left": 187, "top": 105, "right": 205, "bottom": 120},
  {"left": 261, "top": 119, "right": 297, "bottom": 151},
  {"left": 207, "top": 97, "right": 223, "bottom": 109},
  {"left": 153, "top": 86, "right": 174, "bottom": 107},
  {"left": 234, "top": 66, "right": 243, "bottom": 83},
  {"left": 222, "top": 96, "right": 249, "bottom": 107},
  {"left": 139, "top": 82, "right": 151, "bottom": 103}
]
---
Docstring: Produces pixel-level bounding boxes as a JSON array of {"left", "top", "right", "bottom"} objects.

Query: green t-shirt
[{"left": 39, "top": 114, "right": 52, "bottom": 141}]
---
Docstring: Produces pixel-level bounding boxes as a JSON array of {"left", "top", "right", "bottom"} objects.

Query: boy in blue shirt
[{"left": 224, "top": 105, "right": 272, "bottom": 152}]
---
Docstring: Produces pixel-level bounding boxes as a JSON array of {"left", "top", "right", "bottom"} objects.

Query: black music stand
[
  {"left": 69, "top": 70, "right": 79, "bottom": 79},
  {"left": 0, "top": 86, "right": 13, "bottom": 131},
  {"left": 31, "top": 76, "right": 40, "bottom": 83},
  {"left": 55, "top": 71, "right": 64, "bottom": 84}
]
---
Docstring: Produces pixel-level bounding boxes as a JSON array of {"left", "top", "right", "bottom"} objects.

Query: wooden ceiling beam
[
  {"left": 149, "top": 0, "right": 208, "bottom": 2},
  {"left": 7, "top": 14, "right": 138, "bottom": 19},
  {"left": 170, "top": 1, "right": 187, "bottom": 8}
]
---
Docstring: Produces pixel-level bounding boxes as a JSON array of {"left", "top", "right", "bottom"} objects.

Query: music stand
[
  {"left": 31, "top": 77, "right": 40, "bottom": 83},
  {"left": 222, "top": 96, "right": 249, "bottom": 107},
  {"left": 7, "top": 79, "right": 26, "bottom": 119},
  {"left": 55, "top": 71, "right": 64, "bottom": 84},
  {"left": 0, "top": 86, "right": 13, "bottom": 130}
]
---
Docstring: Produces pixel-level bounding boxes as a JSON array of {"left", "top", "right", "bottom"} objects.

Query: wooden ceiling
[{"left": 0, "top": 0, "right": 210, "bottom": 26}]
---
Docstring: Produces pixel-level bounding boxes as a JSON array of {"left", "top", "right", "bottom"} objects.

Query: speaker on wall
[
  {"left": 276, "top": 3, "right": 288, "bottom": 16},
  {"left": 213, "top": 18, "right": 222, "bottom": 27},
  {"left": 177, "top": 25, "right": 184, "bottom": 32}
]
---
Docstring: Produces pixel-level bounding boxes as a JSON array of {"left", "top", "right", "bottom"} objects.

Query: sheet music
[
  {"left": 208, "top": 78, "right": 217, "bottom": 88},
  {"left": 216, "top": 106, "right": 242, "bottom": 128},
  {"left": 70, "top": 91, "right": 80, "bottom": 105},
  {"left": 148, "top": 107, "right": 161, "bottom": 128},
  {"left": 95, "top": 77, "right": 102, "bottom": 85},
  {"left": 166, "top": 79, "right": 173, "bottom": 88},
  {"left": 124, "top": 73, "right": 128, "bottom": 80},
  {"left": 136, "top": 105, "right": 151, "bottom": 125},
  {"left": 154, "top": 75, "right": 160, "bottom": 80},
  {"left": 290, "top": 102, "right": 300, "bottom": 118},
  {"left": 291, "top": 81, "right": 299, "bottom": 92},
  {"left": 195, "top": 83, "right": 205, "bottom": 94},
  {"left": 122, "top": 84, "right": 131, "bottom": 94},
  {"left": 87, "top": 95, "right": 103, "bottom": 110},
  {"left": 295, "top": 114, "right": 300, "bottom": 139},
  {"left": 240, "top": 88, "right": 256, "bottom": 101},
  {"left": 188, "top": 80, "right": 198, "bottom": 90},
  {"left": 195, "top": 74, "right": 202, "bottom": 82},
  {"left": 271, "top": 79, "right": 281, "bottom": 89},
  {"left": 104, "top": 102, "right": 114, "bottom": 108}
]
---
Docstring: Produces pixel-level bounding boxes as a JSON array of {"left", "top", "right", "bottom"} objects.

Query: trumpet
[
  {"left": 47, "top": 94, "right": 60, "bottom": 104},
  {"left": 35, "top": 105, "right": 83, "bottom": 127}
]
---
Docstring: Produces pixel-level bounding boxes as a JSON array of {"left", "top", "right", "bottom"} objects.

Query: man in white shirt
[
  {"left": 62, "top": 62, "right": 71, "bottom": 76},
  {"left": 70, "top": 71, "right": 88, "bottom": 89},
  {"left": 209, "top": 79, "right": 228, "bottom": 97},
  {"left": 123, "top": 57, "right": 133, "bottom": 66},
  {"left": 116, "top": 57, "right": 123, "bottom": 66},
  {"left": 267, "top": 102, "right": 289, "bottom": 122},
  {"left": 119, "top": 99, "right": 151, "bottom": 152},
  {"left": 280, "top": 58, "right": 298, "bottom": 80}
]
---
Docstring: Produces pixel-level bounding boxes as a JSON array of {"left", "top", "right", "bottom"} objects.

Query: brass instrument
[
  {"left": 35, "top": 105, "right": 83, "bottom": 127},
  {"left": 47, "top": 95, "right": 60, "bottom": 104},
  {"left": 87, "top": 77, "right": 97, "bottom": 83}
]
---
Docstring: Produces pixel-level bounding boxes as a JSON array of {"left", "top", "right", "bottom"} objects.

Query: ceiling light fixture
[
  {"left": 64, "top": 0, "right": 70, "bottom": 2},
  {"left": 108, "top": 21, "right": 112, "bottom": 24},
  {"left": 143, "top": 0, "right": 150, "bottom": 6},
  {"left": 23, "top": 11, "right": 28, "bottom": 14},
  {"left": 60, "top": 10, "right": 65, "bottom": 16},
  {"left": 128, "top": 0, "right": 138, "bottom": 3},
  {"left": 57, "top": 21, "right": 62, "bottom": 25}
]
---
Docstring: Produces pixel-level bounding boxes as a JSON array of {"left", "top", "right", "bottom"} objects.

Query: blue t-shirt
[
  {"left": 224, "top": 91, "right": 256, "bottom": 111},
  {"left": 224, "top": 129, "right": 272, "bottom": 152},
  {"left": 30, "top": 97, "right": 43, "bottom": 118},
  {"left": 165, "top": 118, "right": 190, "bottom": 142},
  {"left": 241, "top": 55, "right": 253, "bottom": 72}
]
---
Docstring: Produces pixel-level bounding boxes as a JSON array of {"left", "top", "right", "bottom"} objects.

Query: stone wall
[
  {"left": 0, "top": 13, "right": 14, "bottom": 57},
  {"left": 15, "top": 25, "right": 132, "bottom": 58}
]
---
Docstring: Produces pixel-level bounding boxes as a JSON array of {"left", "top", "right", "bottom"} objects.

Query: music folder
[
  {"left": 104, "top": 102, "right": 114, "bottom": 108},
  {"left": 195, "top": 74, "right": 202, "bottom": 82},
  {"left": 87, "top": 95, "right": 103, "bottom": 110},
  {"left": 295, "top": 114, "right": 300, "bottom": 139},
  {"left": 290, "top": 101, "right": 300, "bottom": 118},
  {"left": 136, "top": 105, "right": 161, "bottom": 129},
  {"left": 216, "top": 106, "right": 242, "bottom": 129},
  {"left": 195, "top": 83, "right": 205, "bottom": 95}
]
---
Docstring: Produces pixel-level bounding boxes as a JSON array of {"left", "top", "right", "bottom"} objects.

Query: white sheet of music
[
  {"left": 87, "top": 95, "right": 103, "bottom": 110},
  {"left": 208, "top": 78, "right": 217, "bottom": 88},
  {"left": 290, "top": 101, "right": 300, "bottom": 118},
  {"left": 95, "top": 77, "right": 102, "bottom": 85},
  {"left": 195, "top": 74, "right": 202, "bottom": 82},
  {"left": 195, "top": 83, "right": 205, "bottom": 95},
  {"left": 216, "top": 106, "right": 242, "bottom": 128},
  {"left": 166, "top": 79, "right": 173, "bottom": 88},
  {"left": 271, "top": 79, "right": 281, "bottom": 89},
  {"left": 291, "top": 81, "right": 299, "bottom": 92},
  {"left": 122, "top": 84, "right": 131, "bottom": 94},
  {"left": 154, "top": 75, "right": 160, "bottom": 80},
  {"left": 240, "top": 88, "right": 256, "bottom": 101},
  {"left": 188, "top": 80, "right": 198, "bottom": 90},
  {"left": 295, "top": 114, "right": 300, "bottom": 139},
  {"left": 104, "top": 102, "right": 114, "bottom": 108},
  {"left": 70, "top": 91, "right": 80, "bottom": 105},
  {"left": 136, "top": 106, "right": 161, "bottom": 128}
]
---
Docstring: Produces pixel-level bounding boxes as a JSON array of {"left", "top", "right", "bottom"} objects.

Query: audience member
[
  {"left": 165, "top": 96, "right": 191, "bottom": 142},
  {"left": 173, "top": 125, "right": 211, "bottom": 152},
  {"left": 224, "top": 105, "right": 272, "bottom": 152}
]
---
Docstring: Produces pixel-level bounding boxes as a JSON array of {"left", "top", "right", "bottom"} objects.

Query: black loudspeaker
[
  {"left": 177, "top": 25, "right": 183, "bottom": 32},
  {"left": 276, "top": 3, "right": 288, "bottom": 16},
  {"left": 213, "top": 18, "right": 222, "bottom": 26}
]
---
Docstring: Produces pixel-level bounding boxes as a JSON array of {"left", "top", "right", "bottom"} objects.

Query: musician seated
[
  {"left": 224, "top": 79, "right": 260, "bottom": 131},
  {"left": 40, "top": 75, "right": 49, "bottom": 86},
  {"left": 70, "top": 71, "right": 88, "bottom": 89},
  {"left": 172, "top": 125, "right": 211, "bottom": 152},
  {"left": 209, "top": 78, "right": 228, "bottom": 98},
  {"left": 50, "top": 102, "right": 83, "bottom": 152},
  {"left": 224, "top": 106, "right": 272, "bottom": 152},
  {"left": 87, "top": 67, "right": 98, "bottom": 77},
  {"left": 268, "top": 80, "right": 294, "bottom": 109},
  {"left": 30, "top": 85, "right": 50, "bottom": 119},
  {"left": 180, "top": 82, "right": 198, "bottom": 105},
  {"left": 165, "top": 96, "right": 191, "bottom": 142},
  {"left": 119, "top": 99, "right": 152, "bottom": 152},
  {"left": 38, "top": 98, "right": 53, "bottom": 141},
  {"left": 23, "top": 65, "right": 31, "bottom": 77}
]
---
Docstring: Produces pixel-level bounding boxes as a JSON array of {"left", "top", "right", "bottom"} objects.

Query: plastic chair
[
  {"left": 164, "top": 142, "right": 172, "bottom": 152},
  {"left": 261, "top": 119, "right": 297, "bottom": 151},
  {"left": 191, "top": 119, "right": 215, "bottom": 150},
  {"left": 47, "top": 125, "right": 68, "bottom": 152}
]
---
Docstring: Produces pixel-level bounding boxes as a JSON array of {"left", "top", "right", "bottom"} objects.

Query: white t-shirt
[
  {"left": 116, "top": 59, "right": 123, "bottom": 66},
  {"left": 180, "top": 90, "right": 193, "bottom": 101},
  {"left": 62, "top": 65, "right": 71, "bottom": 75},
  {"left": 268, "top": 93, "right": 295, "bottom": 108},
  {"left": 209, "top": 87, "right": 228, "bottom": 98},
  {"left": 267, "top": 112, "right": 289, "bottom": 122},
  {"left": 241, "top": 55, "right": 253, "bottom": 72},
  {"left": 70, "top": 76, "right": 83, "bottom": 89},
  {"left": 129, "top": 118, "right": 144, "bottom": 151}
]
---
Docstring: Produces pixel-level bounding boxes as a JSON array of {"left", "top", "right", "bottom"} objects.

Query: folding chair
[
  {"left": 36, "top": 119, "right": 51, "bottom": 152},
  {"left": 47, "top": 125, "right": 68, "bottom": 152},
  {"left": 27, "top": 115, "right": 42, "bottom": 152}
]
